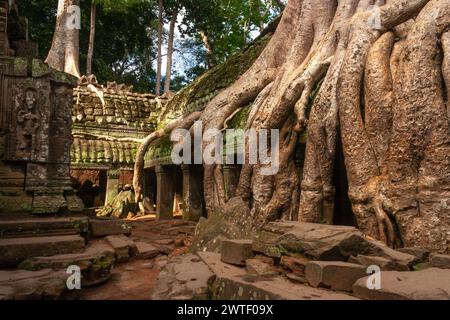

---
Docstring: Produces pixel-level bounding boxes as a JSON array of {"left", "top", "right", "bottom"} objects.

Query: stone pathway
[
  {"left": 1, "top": 217, "right": 449, "bottom": 300},
  {"left": 0, "top": 216, "right": 195, "bottom": 300}
]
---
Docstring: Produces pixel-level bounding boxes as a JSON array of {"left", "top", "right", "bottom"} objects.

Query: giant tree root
[{"left": 134, "top": 0, "right": 449, "bottom": 253}]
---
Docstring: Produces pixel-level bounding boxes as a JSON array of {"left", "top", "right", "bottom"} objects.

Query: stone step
[
  {"left": 0, "top": 269, "right": 70, "bottom": 300},
  {"left": 0, "top": 235, "right": 86, "bottom": 268},
  {"left": 0, "top": 217, "right": 89, "bottom": 239},
  {"left": 19, "top": 242, "right": 115, "bottom": 287},
  {"left": 89, "top": 218, "right": 132, "bottom": 237}
]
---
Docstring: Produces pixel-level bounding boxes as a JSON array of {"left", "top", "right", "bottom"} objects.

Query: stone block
[
  {"left": 353, "top": 268, "right": 450, "bottom": 300},
  {"left": 19, "top": 243, "right": 115, "bottom": 287},
  {"left": 430, "top": 254, "right": 450, "bottom": 269},
  {"left": 105, "top": 235, "right": 137, "bottom": 263},
  {"left": 151, "top": 254, "right": 214, "bottom": 300},
  {"left": 0, "top": 235, "right": 85, "bottom": 268},
  {"left": 348, "top": 254, "right": 409, "bottom": 271},
  {"left": 89, "top": 218, "right": 132, "bottom": 237},
  {"left": 198, "top": 252, "right": 357, "bottom": 300},
  {"left": 305, "top": 261, "right": 367, "bottom": 292},
  {"left": 397, "top": 247, "right": 430, "bottom": 262},
  {"left": 221, "top": 239, "right": 253, "bottom": 266},
  {"left": 246, "top": 259, "right": 277, "bottom": 277},
  {"left": 0, "top": 269, "right": 70, "bottom": 300},
  {"left": 280, "top": 255, "right": 310, "bottom": 276},
  {"left": 135, "top": 242, "right": 159, "bottom": 260}
]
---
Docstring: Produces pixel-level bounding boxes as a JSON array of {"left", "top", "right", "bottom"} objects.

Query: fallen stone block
[
  {"left": 151, "top": 254, "right": 214, "bottom": 300},
  {"left": 89, "top": 218, "right": 132, "bottom": 237},
  {"left": 305, "top": 261, "right": 367, "bottom": 292},
  {"left": 280, "top": 255, "right": 310, "bottom": 276},
  {"left": 253, "top": 222, "right": 374, "bottom": 261},
  {"left": 430, "top": 254, "right": 450, "bottom": 269},
  {"left": 105, "top": 235, "right": 137, "bottom": 262},
  {"left": 397, "top": 247, "right": 430, "bottom": 262},
  {"left": 135, "top": 242, "right": 159, "bottom": 259},
  {"left": 221, "top": 239, "right": 253, "bottom": 266},
  {"left": 348, "top": 255, "right": 409, "bottom": 271},
  {"left": 19, "top": 243, "right": 115, "bottom": 287},
  {"left": 368, "top": 242, "right": 418, "bottom": 270},
  {"left": 253, "top": 221, "right": 418, "bottom": 269},
  {"left": 353, "top": 268, "right": 450, "bottom": 300},
  {"left": 0, "top": 269, "right": 70, "bottom": 300},
  {"left": 246, "top": 259, "right": 277, "bottom": 277},
  {"left": 0, "top": 235, "right": 85, "bottom": 268},
  {"left": 199, "top": 252, "right": 357, "bottom": 300}
]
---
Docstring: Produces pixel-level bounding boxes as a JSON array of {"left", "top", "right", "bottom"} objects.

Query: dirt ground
[{"left": 81, "top": 217, "right": 195, "bottom": 300}]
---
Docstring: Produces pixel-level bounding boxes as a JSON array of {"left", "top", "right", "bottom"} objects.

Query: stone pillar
[
  {"left": 105, "top": 170, "right": 119, "bottom": 206},
  {"left": 156, "top": 165, "right": 174, "bottom": 220},
  {"left": 223, "top": 165, "right": 241, "bottom": 200},
  {"left": 181, "top": 165, "right": 203, "bottom": 222}
]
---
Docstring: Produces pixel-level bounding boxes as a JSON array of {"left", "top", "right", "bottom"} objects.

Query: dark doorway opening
[
  {"left": 71, "top": 169, "right": 107, "bottom": 208},
  {"left": 172, "top": 166, "right": 184, "bottom": 217},
  {"left": 333, "top": 133, "right": 355, "bottom": 226},
  {"left": 143, "top": 168, "right": 157, "bottom": 213}
]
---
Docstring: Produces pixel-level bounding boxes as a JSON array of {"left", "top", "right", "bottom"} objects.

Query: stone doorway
[
  {"left": 143, "top": 168, "right": 157, "bottom": 213},
  {"left": 70, "top": 169, "right": 107, "bottom": 208}
]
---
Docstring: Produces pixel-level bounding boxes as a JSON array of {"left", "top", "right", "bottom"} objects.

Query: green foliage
[
  {"left": 180, "top": 0, "right": 282, "bottom": 65},
  {"left": 19, "top": 0, "right": 282, "bottom": 92},
  {"left": 19, "top": 0, "right": 158, "bottom": 93}
]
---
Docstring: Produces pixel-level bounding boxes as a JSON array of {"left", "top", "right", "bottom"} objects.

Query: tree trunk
[
  {"left": 46, "top": 0, "right": 80, "bottom": 78},
  {"left": 200, "top": 30, "right": 214, "bottom": 69},
  {"left": 86, "top": 0, "right": 96, "bottom": 76},
  {"left": 164, "top": 5, "right": 178, "bottom": 94},
  {"left": 155, "top": 0, "right": 164, "bottom": 96},
  {"left": 134, "top": 0, "right": 449, "bottom": 254}
]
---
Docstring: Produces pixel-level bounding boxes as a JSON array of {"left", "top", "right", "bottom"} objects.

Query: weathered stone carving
[
  {"left": 0, "top": 1, "right": 82, "bottom": 214},
  {"left": 15, "top": 88, "right": 39, "bottom": 158}
]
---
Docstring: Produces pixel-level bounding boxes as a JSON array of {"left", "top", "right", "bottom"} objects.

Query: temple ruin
[
  {"left": 0, "top": 0, "right": 449, "bottom": 302},
  {"left": 0, "top": 1, "right": 82, "bottom": 215}
]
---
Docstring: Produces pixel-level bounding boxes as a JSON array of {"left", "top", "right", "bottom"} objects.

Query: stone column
[
  {"left": 156, "top": 165, "right": 174, "bottom": 220},
  {"left": 105, "top": 170, "right": 119, "bottom": 206},
  {"left": 223, "top": 165, "right": 241, "bottom": 200},
  {"left": 181, "top": 165, "right": 203, "bottom": 222}
]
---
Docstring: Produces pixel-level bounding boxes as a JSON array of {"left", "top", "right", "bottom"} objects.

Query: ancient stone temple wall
[
  {"left": 70, "top": 76, "right": 168, "bottom": 208},
  {"left": 0, "top": 2, "right": 82, "bottom": 214}
]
